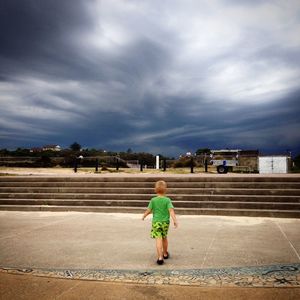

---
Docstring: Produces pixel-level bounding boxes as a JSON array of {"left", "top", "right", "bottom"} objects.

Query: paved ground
[
  {"left": 1, "top": 212, "right": 300, "bottom": 270},
  {"left": 1, "top": 211, "right": 300, "bottom": 299}
]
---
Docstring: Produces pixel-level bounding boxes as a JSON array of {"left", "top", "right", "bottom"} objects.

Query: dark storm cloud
[
  {"left": 1, "top": 0, "right": 300, "bottom": 155},
  {"left": 0, "top": 0, "right": 91, "bottom": 57}
]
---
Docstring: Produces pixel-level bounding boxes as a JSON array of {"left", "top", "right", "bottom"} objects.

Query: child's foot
[
  {"left": 157, "top": 259, "right": 164, "bottom": 265},
  {"left": 163, "top": 252, "right": 169, "bottom": 259}
]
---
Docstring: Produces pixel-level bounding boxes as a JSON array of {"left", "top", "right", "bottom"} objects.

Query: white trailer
[{"left": 210, "top": 150, "right": 240, "bottom": 174}]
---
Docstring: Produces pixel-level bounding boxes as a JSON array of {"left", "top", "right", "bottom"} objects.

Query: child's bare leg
[
  {"left": 156, "top": 238, "right": 163, "bottom": 259},
  {"left": 162, "top": 237, "right": 168, "bottom": 256}
]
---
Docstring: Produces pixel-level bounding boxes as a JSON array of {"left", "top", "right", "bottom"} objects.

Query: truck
[{"left": 210, "top": 149, "right": 240, "bottom": 174}]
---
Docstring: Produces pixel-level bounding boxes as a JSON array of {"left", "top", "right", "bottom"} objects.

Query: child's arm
[
  {"left": 142, "top": 208, "right": 152, "bottom": 220},
  {"left": 169, "top": 208, "right": 178, "bottom": 228}
]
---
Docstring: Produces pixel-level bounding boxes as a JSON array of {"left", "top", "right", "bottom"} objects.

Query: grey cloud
[{"left": 0, "top": 0, "right": 300, "bottom": 155}]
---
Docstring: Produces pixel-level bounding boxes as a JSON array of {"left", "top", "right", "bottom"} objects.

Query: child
[{"left": 142, "top": 180, "right": 178, "bottom": 265}]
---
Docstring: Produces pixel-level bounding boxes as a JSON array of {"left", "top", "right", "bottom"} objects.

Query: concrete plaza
[
  {"left": 1, "top": 211, "right": 300, "bottom": 270},
  {"left": 1, "top": 210, "right": 300, "bottom": 299}
]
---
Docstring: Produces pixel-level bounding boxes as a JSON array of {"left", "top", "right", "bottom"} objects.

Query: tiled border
[{"left": 1, "top": 264, "right": 300, "bottom": 287}]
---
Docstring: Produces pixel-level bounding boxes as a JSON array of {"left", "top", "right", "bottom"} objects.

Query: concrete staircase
[{"left": 0, "top": 176, "right": 300, "bottom": 218}]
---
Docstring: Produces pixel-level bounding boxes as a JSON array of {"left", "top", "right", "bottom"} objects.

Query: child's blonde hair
[{"left": 155, "top": 180, "right": 167, "bottom": 194}]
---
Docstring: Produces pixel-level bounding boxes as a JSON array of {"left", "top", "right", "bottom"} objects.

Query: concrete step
[
  {"left": 0, "top": 199, "right": 299, "bottom": 210},
  {"left": 1, "top": 176, "right": 300, "bottom": 183},
  {"left": 0, "top": 204, "right": 299, "bottom": 218},
  {"left": 0, "top": 187, "right": 300, "bottom": 195},
  {"left": 1, "top": 175, "right": 299, "bottom": 218},
  {"left": 0, "top": 193, "right": 299, "bottom": 202},
  {"left": 0, "top": 204, "right": 143, "bottom": 213},
  {"left": 1, "top": 181, "right": 300, "bottom": 189}
]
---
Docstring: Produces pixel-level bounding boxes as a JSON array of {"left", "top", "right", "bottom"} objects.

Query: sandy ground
[
  {"left": 1, "top": 167, "right": 300, "bottom": 177},
  {"left": 0, "top": 166, "right": 216, "bottom": 176}
]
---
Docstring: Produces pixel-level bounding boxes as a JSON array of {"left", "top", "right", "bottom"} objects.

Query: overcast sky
[{"left": 1, "top": 0, "right": 300, "bottom": 156}]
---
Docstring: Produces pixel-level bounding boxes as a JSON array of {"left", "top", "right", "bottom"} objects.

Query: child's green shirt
[{"left": 147, "top": 196, "right": 174, "bottom": 223}]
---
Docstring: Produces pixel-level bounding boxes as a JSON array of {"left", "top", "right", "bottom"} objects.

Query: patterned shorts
[{"left": 151, "top": 221, "right": 170, "bottom": 239}]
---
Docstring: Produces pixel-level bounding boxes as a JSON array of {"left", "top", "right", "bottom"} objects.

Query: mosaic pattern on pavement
[{"left": 1, "top": 264, "right": 300, "bottom": 287}]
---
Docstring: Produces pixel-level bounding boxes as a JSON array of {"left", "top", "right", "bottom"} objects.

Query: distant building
[
  {"left": 179, "top": 151, "right": 195, "bottom": 158},
  {"left": 30, "top": 147, "right": 43, "bottom": 153},
  {"left": 42, "top": 145, "right": 61, "bottom": 152}
]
